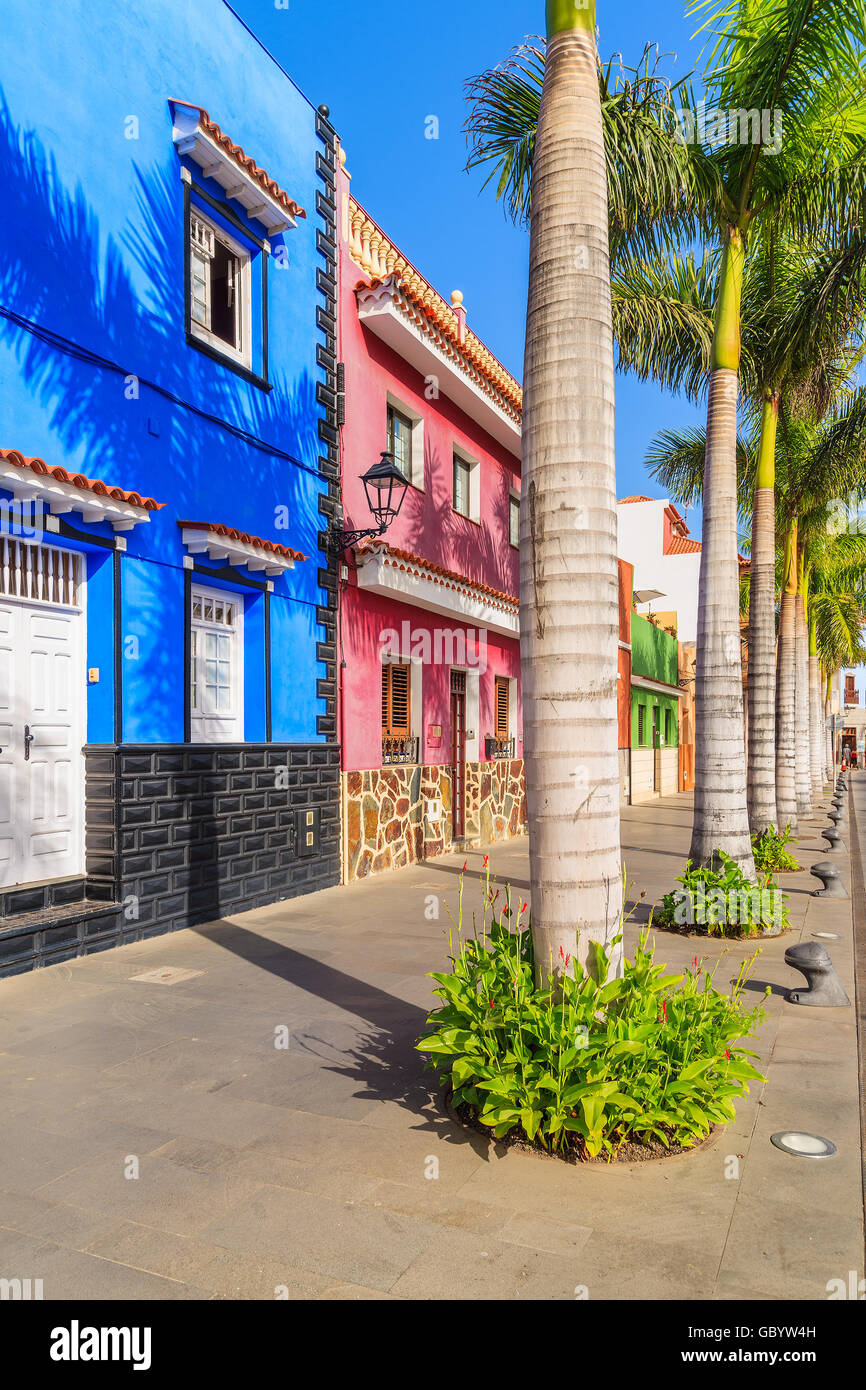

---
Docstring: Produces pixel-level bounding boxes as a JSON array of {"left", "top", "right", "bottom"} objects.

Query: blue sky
[
  {"left": 229, "top": 0, "right": 707, "bottom": 527},
  {"left": 228, "top": 0, "right": 865, "bottom": 697}
]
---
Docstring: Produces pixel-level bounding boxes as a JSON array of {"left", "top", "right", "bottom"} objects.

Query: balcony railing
[
  {"left": 485, "top": 736, "right": 515, "bottom": 761},
  {"left": 382, "top": 735, "right": 419, "bottom": 765}
]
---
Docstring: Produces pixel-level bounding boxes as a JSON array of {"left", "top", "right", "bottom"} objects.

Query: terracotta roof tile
[
  {"left": 348, "top": 197, "right": 521, "bottom": 421},
  {"left": 177, "top": 520, "right": 307, "bottom": 563},
  {"left": 170, "top": 100, "right": 306, "bottom": 220},
  {"left": 666, "top": 536, "right": 703, "bottom": 555},
  {"left": 360, "top": 540, "right": 517, "bottom": 608},
  {"left": 0, "top": 449, "right": 164, "bottom": 510},
  {"left": 618, "top": 495, "right": 654, "bottom": 504}
]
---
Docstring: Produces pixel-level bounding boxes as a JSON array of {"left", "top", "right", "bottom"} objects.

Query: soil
[{"left": 447, "top": 1093, "right": 720, "bottom": 1166}]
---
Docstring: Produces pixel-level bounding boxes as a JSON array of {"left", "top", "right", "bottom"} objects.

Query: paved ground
[{"left": 0, "top": 788, "right": 863, "bottom": 1300}]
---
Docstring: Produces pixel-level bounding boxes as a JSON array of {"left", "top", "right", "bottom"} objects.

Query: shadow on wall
[
  {"left": 352, "top": 328, "right": 518, "bottom": 600},
  {"left": 0, "top": 96, "right": 322, "bottom": 566},
  {"left": 0, "top": 94, "right": 328, "bottom": 926}
]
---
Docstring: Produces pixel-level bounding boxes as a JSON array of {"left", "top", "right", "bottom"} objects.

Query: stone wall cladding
[
  {"left": 344, "top": 759, "right": 526, "bottom": 882},
  {"left": 464, "top": 759, "right": 526, "bottom": 843},
  {"left": 85, "top": 743, "right": 341, "bottom": 941}
]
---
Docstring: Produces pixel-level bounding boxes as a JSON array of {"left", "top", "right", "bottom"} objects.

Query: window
[
  {"left": 509, "top": 494, "right": 519, "bottom": 548},
  {"left": 453, "top": 454, "right": 471, "bottom": 517},
  {"left": 387, "top": 405, "right": 414, "bottom": 481},
  {"left": 188, "top": 210, "right": 251, "bottom": 369},
  {"left": 495, "top": 676, "right": 510, "bottom": 738},
  {"left": 382, "top": 662, "right": 411, "bottom": 736},
  {"left": 637, "top": 704, "right": 646, "bottom": 746},
  {"left": 190, "top": 586, "right": 243, "bottom": 742}
]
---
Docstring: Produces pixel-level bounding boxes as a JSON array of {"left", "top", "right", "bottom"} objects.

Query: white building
[{"left": 616, "top": 496, "right": 703, "bottom": 641}]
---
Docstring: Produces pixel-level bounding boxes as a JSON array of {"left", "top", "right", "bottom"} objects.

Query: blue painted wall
[{"left": 0, "top": 0, "right": 329, "bottom": 745}]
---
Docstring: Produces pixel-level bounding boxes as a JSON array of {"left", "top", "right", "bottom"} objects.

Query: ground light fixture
[
  {"left": 330, "top": 451, "right": 409, "bottom": 551},
  {"left": 770, "top": 1132, "right": 837, "bottom": 1158}
]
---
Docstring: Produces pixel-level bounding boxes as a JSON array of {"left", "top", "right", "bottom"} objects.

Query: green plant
[
  {"left": 416, "top": 879, "right": 767, "bottom": 1161},
  {"left": 654, "top": 852, "right": 789, "bottom": 937},
  {"left": 751, "top": 824, "right": 801, "bottom": 874}
]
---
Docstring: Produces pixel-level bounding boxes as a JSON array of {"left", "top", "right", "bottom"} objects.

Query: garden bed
[{"left": 446, "top": 1091, "right": 723, "bottom": 1165}]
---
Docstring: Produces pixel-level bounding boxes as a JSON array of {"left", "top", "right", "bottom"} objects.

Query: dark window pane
[{"left": 210, "top": 240, "right": 239, "bottom": 348}]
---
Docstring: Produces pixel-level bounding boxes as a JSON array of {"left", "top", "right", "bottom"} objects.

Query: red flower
[
  {"left": 661, "top": 1000, "right": 668, "bottom": 1022},
  {"left": 559, "top": 945, "right": 565, "bottom": 959},
  {"left": 489, "top": 1000, "right": 495, "bottom": 1010},
  {"left": 565, "top": 954, "right": 571, "bottom": 969},
  {"left": 520, "top": 902, "right": 528, "bottom": 915},
  {"left": 693, "top": 956, "right": 698, "bottom": 971},
  {"left": 725, "top": 1049, "right": 731, "bottom": 1060},
  {"left": 483, "top": 855, "right": 489, "bottom": 868},
  {"left": 461, "top": 860, "right": 467, "bottom": 873}
]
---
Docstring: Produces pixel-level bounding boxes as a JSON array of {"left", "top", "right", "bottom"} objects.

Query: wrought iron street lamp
[{"left": 330, "top": 451, "right": 408, "bottom": 552}]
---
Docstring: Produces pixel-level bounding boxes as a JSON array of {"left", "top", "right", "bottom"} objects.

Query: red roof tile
[
  {"left": 170, "top": 101, "right": 306, "bottom": 221},
  {"left": 360, "top": 540, "right": 517, "bottom": 608},
  {"left": 0, "top": 449, "right": 164, "bottom": 510},
  {"left": 666, "top": 536, "right": 703, "bottom": 555},
  {"left": 177, "top": 521, "right": 307, "bottom": 563},
  {"left": 618, "top": 495, "right": 654, "bottom": 504}
]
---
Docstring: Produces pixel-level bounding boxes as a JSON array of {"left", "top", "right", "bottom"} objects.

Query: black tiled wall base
[
  {"left": 90, "top": 743, "right": 341, "bottom": 937},
  {"left": 0, "top": 743, "right": 341, "bottom": 977}
]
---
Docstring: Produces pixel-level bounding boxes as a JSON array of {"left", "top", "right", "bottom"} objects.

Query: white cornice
[
  {"left": 180, "top": 526, "right": 296, "bottom": 575},
  {"left": 0, "top": 465, "right": 155, "bottom": 532},
  {"left": 631, "top": 674, "right": 685, "bottom": 699},
  {"left": 170, "top": 104, "right": 297, "bottom": 236},
  {"left": 356, "top": 276, "right": 521, "bottom": 459},
  {"left": 356, "top": 547, "right": 519, "bottom": 639}
]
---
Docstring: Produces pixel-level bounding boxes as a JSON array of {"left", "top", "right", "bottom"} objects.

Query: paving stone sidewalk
[{"left": 0, "top": 789, "right": 863, "bottom": 1300}]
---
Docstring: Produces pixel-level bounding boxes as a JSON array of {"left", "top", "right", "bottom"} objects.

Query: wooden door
[{"left": 450, "top": 671, "right": 466, "bottom": 839}]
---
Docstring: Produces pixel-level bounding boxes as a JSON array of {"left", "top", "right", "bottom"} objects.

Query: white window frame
[
  {"left": 190, "top": 584, "right": 244, "bottom": 743},
  {"left": 188, "top": 208, "right": 252, "bottom": 370},
  {"left": 386, "top": 393, "right": 424, "bottom": 490},
  {"left": 509, "top": 490, "right": 520, "bottom": 548},
  {"left": 453, "top": 443, "right": 481, "bottom": 524}
]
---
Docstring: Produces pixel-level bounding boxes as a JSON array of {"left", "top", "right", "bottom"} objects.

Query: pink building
[{"left": 335, "top": 150, "right": 525, "bottom": 880}]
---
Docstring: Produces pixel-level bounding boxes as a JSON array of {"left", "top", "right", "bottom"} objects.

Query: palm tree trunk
[
  {"left": 808, "top": 635, "right": 824, "bottom": 802},
  {"left": 690, "top": 227, "right": 755, "bottom": 875},
  {"left": 746, "top": 393, "right": 778, "bottom": 834},
  {"left": 825, "top": 672, "right": 834, "bottom": 782},
  {"left": 521, "top": 0, "right": 622, "bottom": 981},
  {"left": 794, "top": 562, "right": 811, "bottom": 817},
  {"left": 775, "top": 521, "right": 798, "bottom": 828}
]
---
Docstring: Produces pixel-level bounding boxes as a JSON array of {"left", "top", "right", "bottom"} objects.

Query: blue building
[{"left": 0, "top": 1, "right": 341, "bottom": 973}]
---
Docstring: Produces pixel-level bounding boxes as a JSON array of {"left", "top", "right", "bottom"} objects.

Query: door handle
[{"left": 24, "top": 725, "right": 34, "bottom": 761}]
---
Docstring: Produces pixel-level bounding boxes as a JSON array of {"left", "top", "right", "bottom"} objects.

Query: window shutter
[
  {"left": 495, "top": 678, "right": 509, "bottom": 738},
  {"left": 382, "top": 663, "right": 411, "bottom": 736},
  {"left": 390, "top": 664, "right": 410, "bottom": 734}
]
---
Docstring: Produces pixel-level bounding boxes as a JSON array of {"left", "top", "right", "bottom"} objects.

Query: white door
[
  {"left": 190, "top": 585, "right": 244, "bottom": 743},
  {"left": 0, "top": 551, "right": 85, "bottom": 888}
]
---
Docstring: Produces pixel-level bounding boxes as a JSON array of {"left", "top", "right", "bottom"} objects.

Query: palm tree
[
  {"left": 644, "top": 228, "right": 866, "bottom": 834},
  {"left": 679, "top": 0, "right": 866, "bottom": 871},
  {"left": 518, "top": 0, "right": 623, "bottom": 980},
  {"left": 468, "top": 15, "right": 715, "bottom": 980}
]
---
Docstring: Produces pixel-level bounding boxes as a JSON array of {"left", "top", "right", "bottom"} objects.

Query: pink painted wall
[
  {"left": 340, "top": 582, "right": 521, "bottom": 772},
  {"left": 336, "top": 166, "right": 520, "bottom": 598},
  {"left": 336, "top": 161, "right": 523, "bottom": 773}
]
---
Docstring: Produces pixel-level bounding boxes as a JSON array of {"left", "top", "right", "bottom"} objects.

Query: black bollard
[
  {"left": 784, "top": 941, "right": 850, "bottom": 1006},
  {"left": 810, "top": 861, "right": 848, "bottom": 898},
  {"left": 821, "top": 827, "right": 844, "bottom": 852}
]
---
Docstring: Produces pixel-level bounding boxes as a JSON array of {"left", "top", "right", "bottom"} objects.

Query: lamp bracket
[{"left": 328, "top": 521, "right": 387, "bottom": 555}]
